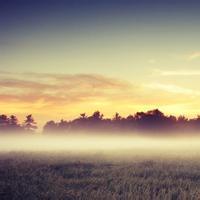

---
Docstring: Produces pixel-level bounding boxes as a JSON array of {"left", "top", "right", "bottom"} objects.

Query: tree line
[
  {"left": 0, "top": 114, "right": 37, "bottom": 133},
  {"left": 1, "top": 109, "right": 200, "bottom": 134},
  {"left": 44, "top": 109, "right": 200, "bottom": 134}
]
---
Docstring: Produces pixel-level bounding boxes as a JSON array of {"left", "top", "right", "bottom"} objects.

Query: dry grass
[{"left": 1, "top": 153, "right": 200, "bottom": 200}]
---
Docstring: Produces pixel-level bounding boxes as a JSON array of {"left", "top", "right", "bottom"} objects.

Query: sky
[{"left": 1, "top": 0, "right": 200, "bottom": 126}]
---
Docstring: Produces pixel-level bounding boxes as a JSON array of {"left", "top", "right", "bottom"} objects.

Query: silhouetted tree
[
  {"left": 147, "top": 109, "right": 164, "bottom": 117},
  {"left": 9, "top": 115, "right": 18, "bottom": 126},
  {"left": 189, "top": 115, "right": 200, "bottom": 130},
  {"left": 90, "top": 111, "right": 103, "bottom": 121},
  {"left": 0, "top": 114, "right": 9, "bottom": 131},
  {"left": 9, "top": 115, "right": 22, "bottom": 132},
  {"left": 80, "top": 113, "right": 87, "bottom": 119},
  {"left": 42, "top": 109, "right": 200, "bottom": 134},
  {"left": 113, "top": 113, "right": 121, "bottom": 121},
  {"left": 43, "top": 120, "right": 58, "bottom": 133},
  {"left": 58, "top": 119, "right": 69, "bottom": 131},
  {"left": 177, "top": 115, "right": 188, "bottom": 123},
  {"left": 23, "top": 115, "right": 37, "bottom": 132}
]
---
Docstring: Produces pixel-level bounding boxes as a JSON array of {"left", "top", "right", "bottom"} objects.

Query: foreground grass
[{"left": 1, "top": 153, "right": 200, "bottom": 200}]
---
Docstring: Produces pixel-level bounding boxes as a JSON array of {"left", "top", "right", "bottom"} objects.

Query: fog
[{"left": 1, "top": 133, "right": 200, "bottom": 160}]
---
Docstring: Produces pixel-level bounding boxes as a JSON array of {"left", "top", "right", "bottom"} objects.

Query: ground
[{"left": 0, "top": 153, "right": 200, "bottom": 200}]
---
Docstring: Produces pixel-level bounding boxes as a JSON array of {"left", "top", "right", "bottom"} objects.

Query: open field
[{"left": 1, "top": 152, "right": 200, "bottom": 200}]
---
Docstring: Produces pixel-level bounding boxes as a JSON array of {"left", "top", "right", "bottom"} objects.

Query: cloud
[
  {"left": 0, "top": 71, "right": 198, "bottom": 124},
  {"left": 147, "top": 83, "right": 200, "bottom": 96},
  {"left": 0, "top": 72, "right": 134, "bottom": 105},
  {"left": 154, "top": 69, "right": 200, "bottom": 76},
  {"left": 0, "top": 72, "right": 131, "bottom": 90}
]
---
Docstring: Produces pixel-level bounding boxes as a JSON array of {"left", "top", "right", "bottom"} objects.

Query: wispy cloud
[
  {"left": 0, "top": 71, "right": 198, "bottom": 124},
  {"left": 0, "top": 72, "right": 133, "bottom": 105},
  {"left": 147, "top": 83, "right": 200, "bottom": 96},
  {"left": 154, "top": 69, "right": 200, "bottom": 76}
]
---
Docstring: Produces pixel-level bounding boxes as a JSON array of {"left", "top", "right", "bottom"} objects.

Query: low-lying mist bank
[
  {"left": 1, "top": 133, "right": 200, "bottom": 199},
  {"left": 1, "top": 132, "right": 200, "bottom": 160}
]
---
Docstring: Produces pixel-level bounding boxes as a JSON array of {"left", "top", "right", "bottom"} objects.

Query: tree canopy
[{"left": 1, "top": 109, "right": 200, "bottom": 134}]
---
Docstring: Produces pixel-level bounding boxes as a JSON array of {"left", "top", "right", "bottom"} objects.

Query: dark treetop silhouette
[
  {"left": 0, "top": 114, "right": 37, "bottom": 133},
  {"left": 1, "top": 109, "right": 200, "bottom": 134},
  {"left": 43, "top": 109, "right": 200, "bottom": 134}
]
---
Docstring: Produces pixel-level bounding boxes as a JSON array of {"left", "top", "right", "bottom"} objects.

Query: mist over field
[
  {"left": 1, "top": 132, "right": 200, "bottom": 200},
  {"left": 1, "top": 132, "right": 200, "bottom": 159},
  {"left": 1, "top": 133, "right": 200, "bottom": 200}
]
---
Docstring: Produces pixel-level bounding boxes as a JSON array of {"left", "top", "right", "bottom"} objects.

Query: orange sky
[{"left": 0, "top": 71, "right": 199, "bottom": 128}]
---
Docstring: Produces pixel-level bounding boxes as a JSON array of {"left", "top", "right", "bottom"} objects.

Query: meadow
[{"left": 1, "top": 152, "right": 200, "bottom": 200}]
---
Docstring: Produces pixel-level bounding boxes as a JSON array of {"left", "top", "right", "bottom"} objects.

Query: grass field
[{"left": 1, "top": 152, "right": 200, "bottom": 200}]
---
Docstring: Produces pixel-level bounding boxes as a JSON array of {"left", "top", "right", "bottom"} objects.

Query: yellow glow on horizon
[
  {"left": 0, "top": 100, "right": 198, "bottom": 130},
  {"left": 0, "top": 72, "right": 199, "bottom": 128}
]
